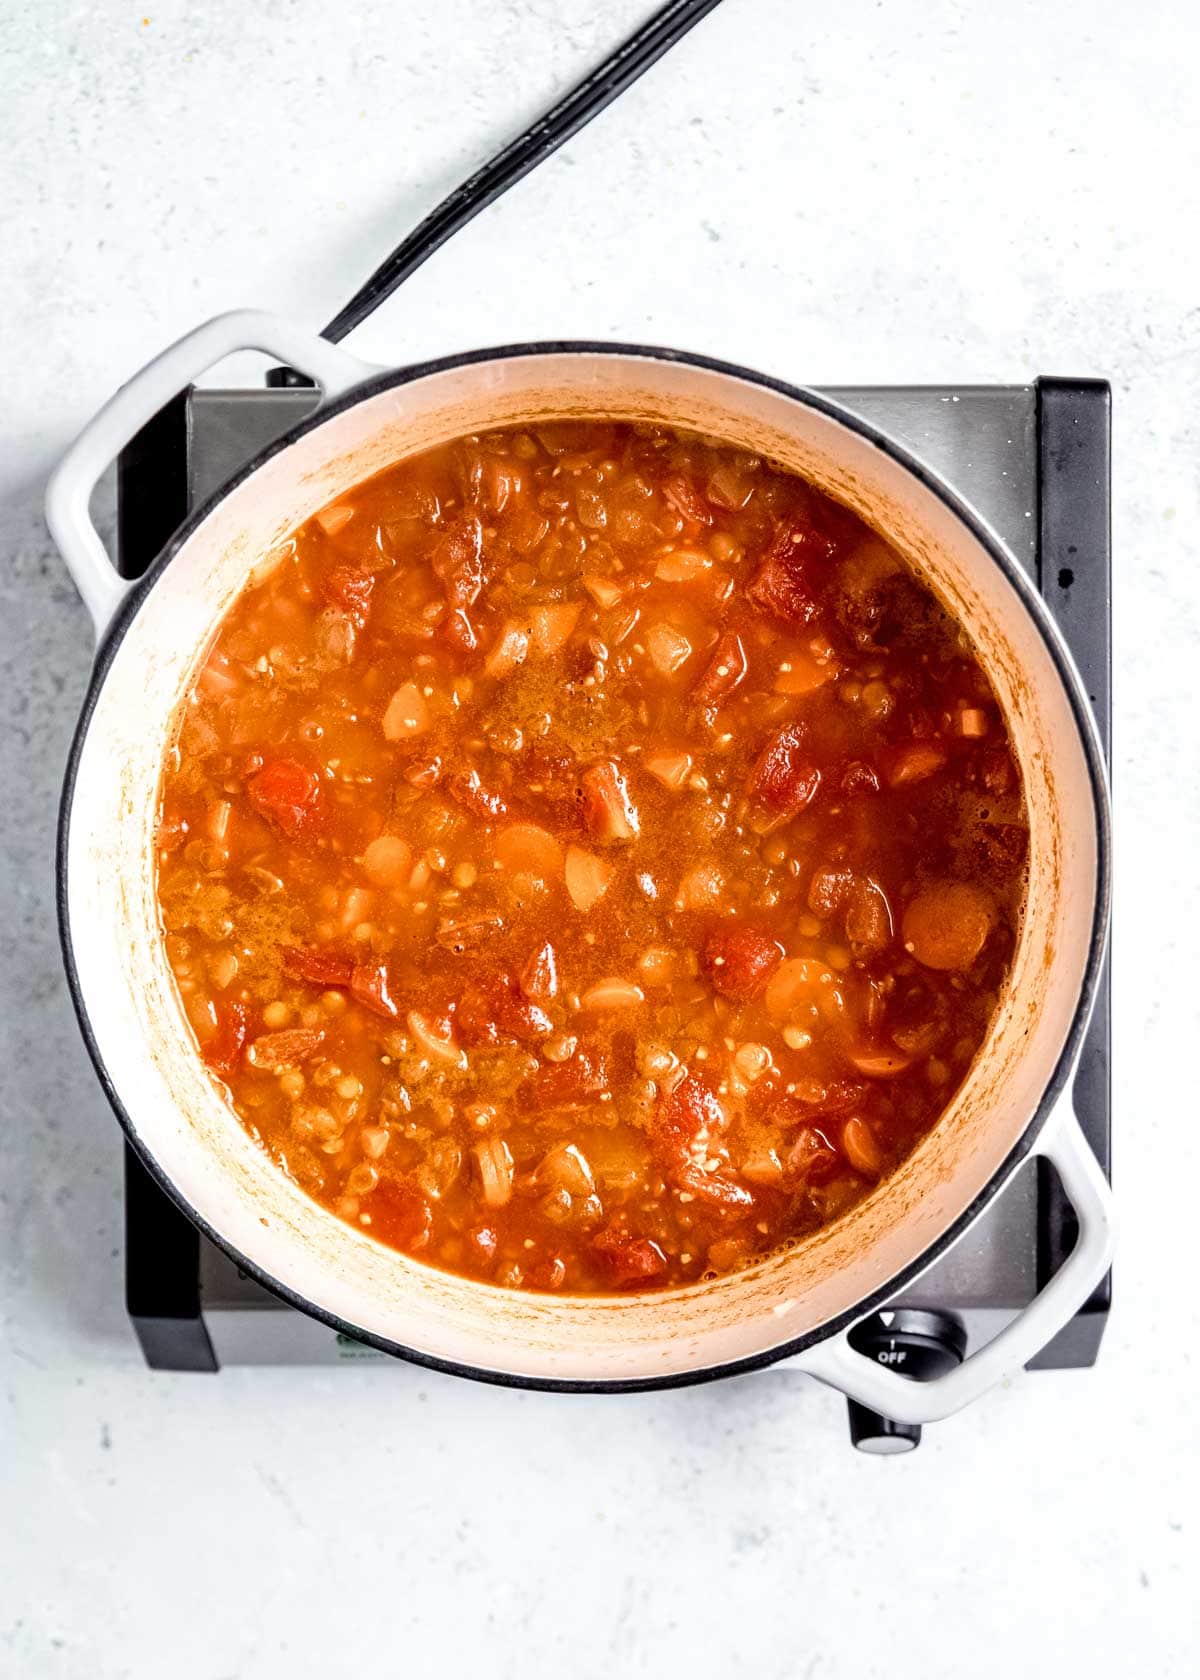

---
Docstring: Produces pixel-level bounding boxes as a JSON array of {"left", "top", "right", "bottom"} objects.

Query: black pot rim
[{"left": 56, "top": 338, "right": 1111, "bottom": 1394}]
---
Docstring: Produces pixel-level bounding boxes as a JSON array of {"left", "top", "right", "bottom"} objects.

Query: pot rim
[{"left": 57, "top": 339, "right": 1112, "bottom": 1391}]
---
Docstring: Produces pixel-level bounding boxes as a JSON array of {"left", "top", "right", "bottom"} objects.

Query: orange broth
[{"left": 156, "top": 420, "right": 1026, "bottom": 1293}]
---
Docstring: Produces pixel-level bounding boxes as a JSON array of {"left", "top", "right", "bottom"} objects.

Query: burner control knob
[{"left": 845, "top": 1308, "right": 968, "bottom": 1455}]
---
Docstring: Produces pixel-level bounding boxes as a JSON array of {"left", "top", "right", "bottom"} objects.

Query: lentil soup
[{"left": 156, "top": 420, "right": 1027, "bottom": 1295}]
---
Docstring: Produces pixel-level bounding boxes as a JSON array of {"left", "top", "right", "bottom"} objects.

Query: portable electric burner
[{"left": 116, "top": 376, "right": 1111, "bottom": 1451}]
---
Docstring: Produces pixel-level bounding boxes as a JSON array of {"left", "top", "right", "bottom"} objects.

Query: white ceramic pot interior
[{"left": 65, "top": 350, "right": 1099, "bottom": 1382}]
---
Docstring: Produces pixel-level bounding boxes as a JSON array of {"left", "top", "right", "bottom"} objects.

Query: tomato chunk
[
  {"left": 457, "top": 972, "right": 554, "bottom": 1046},
  {"left": 691, "top": 630, "right": 747, "bottom": 710},
  {"left": 529, "top": 1042, "right": 611, "bottom": 1108},
  {"left": 247, "top": 758, "right": 323, "bottom": 840},
  {"left": 441, "top": 607, "right": 479, "bottom": 654},
  {"left": 593, "top": 1228, "right": 669, "bottom": 1288},
  {"left": 323, "top": 566, "right": 375, "bottom": 629},
  {"left": 701, "top": 926, "right": 782, "bottom": 1000},
  {"left": 281, "top": 946, "right": 355, "bottom": 989},
  {"left": 770, "top": 1078, "right": 867, "bottom": 1126},
  {"left": 580, "top": 760, "right": 639, "bottom": 843},
  {"left": 248, "top": 1027, "right": 325, "bottom": 1070},
  {"left": 518, "top": 940, "right": 559, "bottom": 1002},
  {"left": 746, "top": 523, "right": 828, "bottom": 623},
  {"left": 447, "top": 768, "right": 508, "bottom": 823},
  {"left": 350, "top": 962, "right": 401, "bottom": 1020},
  {"left": 785, "top": 1125, "right": 841, "bottom": 1185},
  {"left": 654, "top": 1076, "right": 754, "bottom": 1209},
  {"left": 203, "top": 1001, "right": 249, "bottom": 1075},
  {"left": 432, "top": 513, "right": 484, "bottom": 609},
  {"left": 660, "top": 474, "right": 712, "bottom": 526},
  {"left": 748, "top": 723, "right": 821, "bottom": 817},
  {"left": 369, "top": 1181, "right": 433, "bottom": 1251}
]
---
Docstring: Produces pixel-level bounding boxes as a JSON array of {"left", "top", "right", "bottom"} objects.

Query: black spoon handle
[{"left": 320, "top": 0, "right": 725, "bottom": 345}]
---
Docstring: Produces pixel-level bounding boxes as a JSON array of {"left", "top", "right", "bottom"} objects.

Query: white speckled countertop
[{"left": 1, "top": 1, "right": 1196, "bottom": 1674}]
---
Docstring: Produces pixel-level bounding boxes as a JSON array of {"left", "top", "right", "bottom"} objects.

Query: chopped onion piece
[
  {"left": 565, "top": 846, "right": 612, "bottom": 912},
  {"left": 644, "top": 622, "right": 694, "bottom": 676},
  {"left": 406, "top": 1010, "right": 467, "bottom": 1070},
  {"left": 528, "top": 601, "right": 582, "bottom": 656},
  {"left": 673, "top": 862, "right": 724, "bottom": 911},
  {"left": 580, "top": 977, "right": 645, "bottom": 1013},
  {"left": 315, "top": 503, "right": 355, "bottom": 536},
  {"left": 484, "top": 620, "right": 529, "bottom": 678},
  {"left": 842, "top": 1117, "right": 884, "bottom": 1177},
  {"left": 644, "top": 751, "right": 693, "bottom": 791},
  {"left": 654, "top": 547, "right": 712, "bottom": 583},
  {"left": 582, "top": 574, "right": 626, "bottom": 609},
  {"left": 473, "top": 1137, "right": 515, "bottom": 1207},
  {"left": 535, "top": 1142, "right": 595, "bottom": 1197},
  {"left": 382, "top": 681, "right": 430, "bottom": 741}
]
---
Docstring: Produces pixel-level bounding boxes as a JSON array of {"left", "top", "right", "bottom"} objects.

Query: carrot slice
[
  {"left": 495, "top": 823, "right": 564, "bottom": 879},
  {"left": 902, "top": 882, "right": 995, "bottom": 971}
]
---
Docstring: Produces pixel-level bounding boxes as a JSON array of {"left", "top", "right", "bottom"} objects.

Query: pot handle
[
  {"left": 44, "top": 309, "right": 376, "bottom": 643},
  {"left": 795, "top": 1096, "right": 1114, "bottom": 1425}
]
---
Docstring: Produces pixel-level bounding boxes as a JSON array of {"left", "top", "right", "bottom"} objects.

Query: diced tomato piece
[
  {"left": 841, "top": 760, "right": 881, "bottom": 796},
  {"left": 247, "top": 1026, "right": 326, "bottom": 1070},
  {"left": 323, "top": 566, "right": 375, "bottom": 629},
  {"left": 523, "top": 739, "right": 582, "bottom": 806},
  {"left": 785, "top": 1125, "right": 841, "bottom": 1185},
  {"left": 529, "top": 1042, "right": 611, "bottom": 1109},
  {"left": 655, "top": 1073, "right": 722, "bottom": 1156},
  {"left": 653, "top": 1075, "right": 754, "bottom": 1209},
  {"left": 579, "top": 760, "right": 639, "bottom": 843},
  {"left": 350, "top": 962, "right": 401, "bottom": 1020},
  {"left": 748, "top": 723, "right": 821, "bottom": 816},
  {"left": 465, "top": 1224, "right": 499, "bottom": 1265},
  {"left": 280, "top": 946, "right": 355, "bottom": 989},
  {"left": 458, "top": 972, "right": 553, "bottom": 1046},
  {"left": 661, "top": 474, "right": 712, "bottom": 526},
  {"left": 203, "top": 1001, "right": 249, "bottom": 1075},
  {"left": 979, "top": 746, "right": 1018, "bottom": 796},
  {"left": 158, "top": 807, "right": 190, "bottom": 854},
  {"left": 746, "top": 521, "right": 834, "bottom": 623},
  {"left": 441, "top": 608, "right": 479, "bottom": 654},
  {"left": 691, "top": 630, "right": 747, "bottom": 710},
  {"left": 455, "top": 983, "right": 502, "bottom": 1047},
  {"left": 678, "top": 1165, "right": 756, "bottom": 1209},
  {"left": 447, "top": 768, "right": 508, "bottom": 823},
  {"left": 526, "top": 1251, "right": 569, "bottom": 1291},
  {"left": 431, "top": 513, "right": 485, "bottom": 609},
  {"left": 368, "top": 1181, "right": 433, "bottom": 1252},
  {"left": 593, "top": 1228, "right": 668, "bottom": 1288},
  {"left": 518, "top": 940, "right": 559, "bottom": 1002},
  {"left": 701, "top": 926, "right": 783, "bottom": 1000},
  {"left": 770, "top": 1078, "right": 868, "bottom": 1124},
  {"left": 806, "top": 865, "right": 857, "bottom": 918},
  {"left": 247, "top": 757, "right": 323, "bottom": 840}
]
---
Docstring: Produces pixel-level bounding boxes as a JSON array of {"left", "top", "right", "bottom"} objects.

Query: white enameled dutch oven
[{"left": 48, "top": 310, "right": 1113, "bottom": 1419}]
